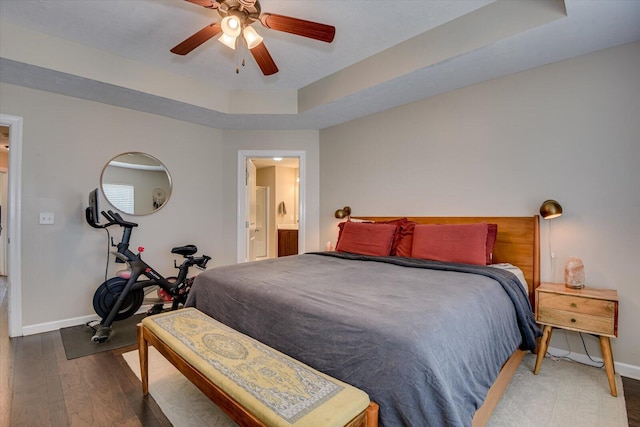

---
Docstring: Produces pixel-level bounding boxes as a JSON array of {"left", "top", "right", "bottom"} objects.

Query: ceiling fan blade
[
  {"left": 171, "top": 23, "right": 222, "bottom": 55},
  {"left": 260, "top": 13, "right": 335, "bottom": 43},
  {"left": 249, "top": 42, "right": 279, "bottom": 76},
  {"left": 184, "top": 0, "right": 219, "bottom": 8}
]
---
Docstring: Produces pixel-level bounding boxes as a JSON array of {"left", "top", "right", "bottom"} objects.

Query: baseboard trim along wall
[
  {"left": 21, "top": 305, "right": 153, "bottom": 336},
  {"left": 20, "top": 315, "right": 640, "bottom": 381},
  {"left": 547, "top": 346, "right": 640, "bottom": 381}
]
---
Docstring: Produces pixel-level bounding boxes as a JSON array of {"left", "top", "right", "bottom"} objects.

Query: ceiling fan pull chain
[
  {"left": 236, "top": 40, "right": 246, "bottom": 74},
  {"left": 235, "top": 38, "right": 240, "bottom": 74}
]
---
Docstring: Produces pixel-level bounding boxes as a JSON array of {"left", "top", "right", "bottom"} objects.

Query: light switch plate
[{"left": 39, "top": 212, "right": 54, "bottom": 225}]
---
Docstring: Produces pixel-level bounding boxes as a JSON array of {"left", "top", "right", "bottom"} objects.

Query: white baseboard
[
  {"left": 21, "top": 305, "right": 154, "bottom": 336},
  {"left": 18, "top": 316, "right": 640, "bottom": 381},
  {"left": 548, "top": 346, "right": 640, "bottom": 381}
]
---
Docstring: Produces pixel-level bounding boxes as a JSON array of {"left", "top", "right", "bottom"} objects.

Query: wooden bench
[{"left": 138, "top": 308, "right": 379, "bottom": 427}]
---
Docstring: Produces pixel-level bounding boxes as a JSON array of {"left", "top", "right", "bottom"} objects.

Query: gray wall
[
  {"left": 0, "top": 83, "right": 320, "bottom": 330},
  {"left": 319, "top": 42, "right": 640, "bottom": 370}
]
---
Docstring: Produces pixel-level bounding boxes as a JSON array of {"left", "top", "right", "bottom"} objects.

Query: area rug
[
  {"left": 488, "top": 354, "right": 627, "bottom": 426},
  {"left": 122, "top": 350, "right": 628, "bottom": 427},
  {"left": 60, "top": 313, "right": 145, "bottom": 360}
]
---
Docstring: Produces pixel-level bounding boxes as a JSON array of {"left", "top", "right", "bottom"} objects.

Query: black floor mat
[{"left": 60, "top": 313, "right": 146, "bottom": 360}]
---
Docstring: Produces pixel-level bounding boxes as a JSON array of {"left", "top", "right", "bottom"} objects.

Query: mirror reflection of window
[
  {"left": 101, "top": 152, "right": 171, "bottom": 216},
  {"left": 102, "top": 183, "right": 135, "bottom": 214}
]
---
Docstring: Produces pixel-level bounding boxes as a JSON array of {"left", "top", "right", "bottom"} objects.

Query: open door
[
  {"left": 253, "top": 186, "right": 269, "bottom": 259},
  {"left": 243, "top": 159, "right": 258, "bottom": 262}
]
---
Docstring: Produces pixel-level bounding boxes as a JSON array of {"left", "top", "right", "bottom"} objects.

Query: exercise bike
[{"left": 86, "top": 207, "right": 211, "bottom": 343}]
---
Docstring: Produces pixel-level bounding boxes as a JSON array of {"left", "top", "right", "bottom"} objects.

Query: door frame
[
  {"left": 237, "top": 150, "right": 305, "bottom": 263},
  {"left": 0, "top": 114, "right": 23, "bottom": 337},
  {"left": 0, "top": 168, "right": 8, "bottom": 275}
]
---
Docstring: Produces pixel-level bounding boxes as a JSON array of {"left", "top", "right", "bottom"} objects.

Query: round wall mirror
[{"left": 100, "top": 152, "right": 172, "bottom": 215}]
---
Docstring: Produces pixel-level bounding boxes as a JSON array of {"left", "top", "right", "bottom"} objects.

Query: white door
[
  {"left": 253, "top": 186, "right": 268, "bottom": 258},
  {"left": 244, "top": 159, "right": 257, "bottom": 262}
]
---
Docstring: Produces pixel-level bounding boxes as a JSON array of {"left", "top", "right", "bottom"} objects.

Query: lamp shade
[
  {"left": 221, "top": 16, "right": 241, "bottom": 38},
  {"left": 540, "top": 200, "right": 563, "bottom": 219},
  {"left": 218, "top": 33, "right": 237, "bottom": 50},
  {"left": 243, "top": 26, "right": 263, "bottom": 49}
]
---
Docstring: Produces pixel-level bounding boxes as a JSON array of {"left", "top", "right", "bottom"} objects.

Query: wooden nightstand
[{"left": 533, "top": 282, "right": 619, "bottom": 396}]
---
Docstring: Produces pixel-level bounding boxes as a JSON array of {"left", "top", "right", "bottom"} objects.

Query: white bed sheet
[{"left": 490, "top": 263, "right": 528, "bottom": 294}]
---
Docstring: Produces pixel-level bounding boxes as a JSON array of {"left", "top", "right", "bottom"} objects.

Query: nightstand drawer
[
  {"left": 537, "top": 307, "right": 615, "bottom": 335},
  {"left": 538, "top": 292, "right": 615, "bottom": 317}
]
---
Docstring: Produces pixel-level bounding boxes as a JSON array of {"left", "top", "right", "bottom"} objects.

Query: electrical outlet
[{"left": 39, "top": 212, "right": 54, "bottom": 225}]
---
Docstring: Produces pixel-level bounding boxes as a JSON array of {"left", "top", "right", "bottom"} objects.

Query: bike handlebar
[
  {"left": 85, "top": 207, "right": 139, "bottom": 229},
  {"left": 85, "top": 207, "right": 104, "bottom": 229},
  {"left": 87, "top": 206, "right": 211, "bottom": 269},
  {"left": 197, "top": 255, "right": 212, "bottom": 269},
  {"left": 103, "top": 210, "right": 138, "bottom": 228}
]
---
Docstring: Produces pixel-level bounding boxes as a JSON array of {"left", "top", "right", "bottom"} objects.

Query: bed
[{"left": 186, "top": 216, "right": 541, "bottom": 427}]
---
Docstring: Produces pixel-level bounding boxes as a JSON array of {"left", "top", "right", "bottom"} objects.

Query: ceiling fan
[{"left": 171, "top": 0, "right": 336, "bottom": 76}]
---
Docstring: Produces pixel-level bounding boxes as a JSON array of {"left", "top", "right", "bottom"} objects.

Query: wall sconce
[
  {"left": 334, "top": 206, "right": 351, "bottom": 219},
  {"left": 539, "top": 199, "right": 563, "bottom": 219}
]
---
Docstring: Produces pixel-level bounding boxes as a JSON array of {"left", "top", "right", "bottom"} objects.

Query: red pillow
[
  {"left": 395, "top": 221, "right": 416, "bottom": 257},
  {"left": 337, "top": 218, "right": 409, "bottom": 255},
  {"left": 378, "top": 217, "right": 411, "bottom": 255},
  {"left": 335, "top": 222, "right": 396, "bottom": 256},
  {"left": 486, "top": 224, "right": 498, "bottom": 265},
  {"left": 411, "top": 223, "right": 488, "bottom": 265},
  {"left": 336, "top": 219, "right": 363, "bottom": 245}
]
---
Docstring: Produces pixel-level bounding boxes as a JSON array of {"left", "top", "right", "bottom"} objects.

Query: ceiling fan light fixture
[
  {"left": 221, "top": 16, "right": 241, "bottom": 37},
  {"left": 174, "top": 0, "right": 336, "bottom": 76},
  {"left": 218, "top": 33, "right": 237, "bottom": 49},
  {"left": 242, "top": 26, "right": 263, "bottom": 49}
]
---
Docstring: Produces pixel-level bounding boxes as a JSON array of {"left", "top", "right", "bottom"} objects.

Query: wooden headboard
[{"left": 353, "top": 216, "right": 540, "bottom": 306}]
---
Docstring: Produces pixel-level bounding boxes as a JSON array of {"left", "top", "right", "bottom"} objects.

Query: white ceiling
[{"left": 1, "top": 0, "right": 639, "bottom": 130}]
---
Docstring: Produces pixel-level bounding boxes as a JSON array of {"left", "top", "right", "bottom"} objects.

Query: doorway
[
  {"left": 0, "top": 114, "right": 23, "bottom": 338},
  {"left": 237, "top": 150, "right": 306, "bottom": 263}
]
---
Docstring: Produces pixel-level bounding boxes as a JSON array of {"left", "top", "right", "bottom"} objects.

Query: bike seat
[{"left": 171, "top": 245, "right": 198, "bottom": 256}]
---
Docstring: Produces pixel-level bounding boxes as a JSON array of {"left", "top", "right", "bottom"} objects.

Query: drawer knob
[
  {"left": 571, "top": 318, "right": 577, "bottom": 323},
  {"left": 571, "top": 303, "right": 577, "bottom": 308}
]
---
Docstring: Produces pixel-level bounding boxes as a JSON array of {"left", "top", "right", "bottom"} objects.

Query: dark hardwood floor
[
  {"left": 625, "top": 376, "right": 640, "bottom": 427},
  {"left": 1, "top": 280, "right": 639, "bottom": 426},
  {"left": 0, "top": 280, "right": 170, "bottom": 427}
]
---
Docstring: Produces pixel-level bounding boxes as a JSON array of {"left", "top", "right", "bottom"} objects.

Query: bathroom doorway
[{"left": 237, "top": 150, "right": 305, "bottom": 263}]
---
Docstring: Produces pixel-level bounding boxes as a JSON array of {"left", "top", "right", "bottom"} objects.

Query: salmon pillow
[
  {"left": 335, "top": 222, "right": 396, "bottom": 256},
  {"left": 337, "top": 218, "right": 411, "bottom": 255},
  {"left": 411, "top": 223, "right": 488, "bottom": 265},
  {"left": 395, "top": 221, "right": 416, "bottom": 257}
]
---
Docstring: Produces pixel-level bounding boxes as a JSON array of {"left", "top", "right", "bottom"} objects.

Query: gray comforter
[{"left": 186, "top": 252, "right": 540, "bottom": 426}]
